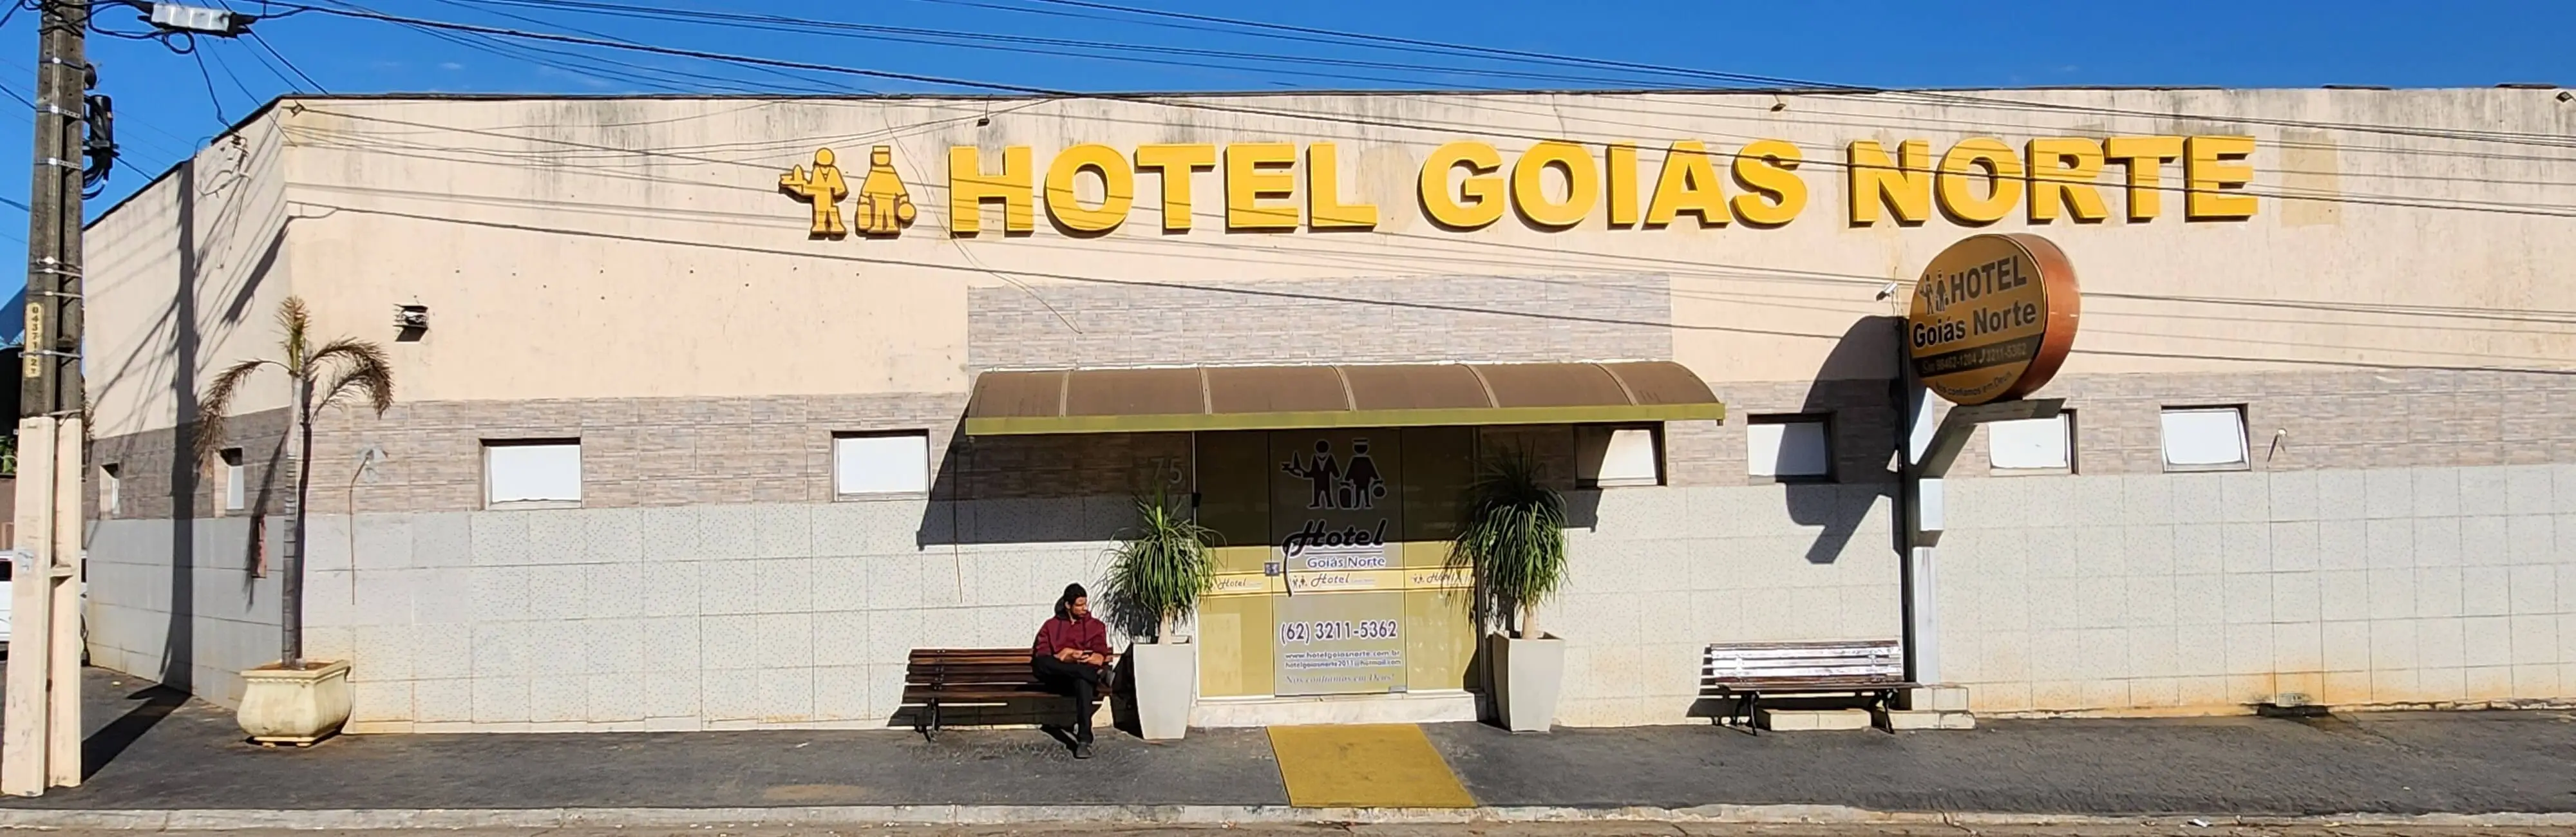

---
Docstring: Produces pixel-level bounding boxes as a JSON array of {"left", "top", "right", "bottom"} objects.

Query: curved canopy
[{"left": 963, "top": 361, "right": 1724, "bottom": 436}]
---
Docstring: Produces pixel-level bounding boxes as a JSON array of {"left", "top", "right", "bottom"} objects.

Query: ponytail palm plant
[
  {"left": 1102, "top": 489, "right": 1218, "bottom": 643},
  {"left": 196, "top": 296, "right": 395, "bottom": 672},
  {"left": 1447, "top": 450, "right": 1568, "bottom": 638}
]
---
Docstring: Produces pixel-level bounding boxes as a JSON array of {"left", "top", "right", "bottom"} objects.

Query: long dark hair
[{"left": 1052, "top": 583, "right": 1088, "bottom": 621}]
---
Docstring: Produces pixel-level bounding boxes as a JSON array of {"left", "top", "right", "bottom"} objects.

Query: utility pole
[{"left": 4, "top": 0, "right": 90, "bottom": 797}]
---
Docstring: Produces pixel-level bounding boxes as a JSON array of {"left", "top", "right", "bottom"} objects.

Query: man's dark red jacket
[{"left": 1032, "top": 615, "right": 1112, "bottom": 659}]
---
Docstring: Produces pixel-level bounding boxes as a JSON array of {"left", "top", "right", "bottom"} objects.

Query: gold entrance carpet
[{"left": 1265, "top": 724, "right": 1475, "bottom": 808}]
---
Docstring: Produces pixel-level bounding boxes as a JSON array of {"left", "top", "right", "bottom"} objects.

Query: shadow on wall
[
  {"left": 911, "top": 421, "right": 1604, "bottom": 549},
  {"left": 909, "top": 418, "right": 1148, "bottom": 548},
  {"left": 160, "top": 158, "right": 202, "bottom": 692},
  {"left": 1781, "top": 315, "right": 1903, "bottom": 565}
]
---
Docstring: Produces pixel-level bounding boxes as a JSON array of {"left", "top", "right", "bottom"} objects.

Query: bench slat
[
  {"left": 1705, "top": 664, "right": 1902, "bottom": 679},
  {"left": 1703, "top": 641, "right": 1899, "bottom": 650},
  {"left": 1704, "top": 679, "right": 1913, "bottom": 692},
  {"left": 1704, "top": 646, "right": 1897, "bottom": 660},
  {"left": 1703, "top": 640, "right": 1906, "bottom": 692},
  {"left": 902, "top": 646, "right": 1125, "bottom": 710}
]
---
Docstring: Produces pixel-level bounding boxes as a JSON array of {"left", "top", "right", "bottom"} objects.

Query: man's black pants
[{"left": 1031, "top": 656, "right": 1108, "bottom": 743}]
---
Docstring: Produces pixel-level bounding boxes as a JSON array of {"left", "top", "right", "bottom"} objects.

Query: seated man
[{"left": 1031, "top": 583, "right": 1116, "bottom": 758}]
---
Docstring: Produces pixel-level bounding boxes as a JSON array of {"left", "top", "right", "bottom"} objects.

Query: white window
[
  {"left": 834, "top": 431, "right": 931, "bottom": 497},
  {"left": 100, "top": 463, "right": 120, "bottom": 516},
  {"left": 484, "top": 440, "right": 583, "bottom": 509},
  {"left": 1575, "top": 425, "right": 1661, "bottom": 488},
  {"left": 1747, "top": 414, "right": 1832, "bottom": 480},
  {"left": 2161, "top": 406, "right": 2250, "bottom": 471},
  {"left": 1989, "top": 413, "right": 2074, "bottom": 473},
  {"left": 221, "top": 448, "right": 247, "bottom": 512}
]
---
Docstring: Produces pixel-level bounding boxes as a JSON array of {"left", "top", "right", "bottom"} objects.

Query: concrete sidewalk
[{"left": 6, "top": 668, "right": 2576, "bottom": 822}]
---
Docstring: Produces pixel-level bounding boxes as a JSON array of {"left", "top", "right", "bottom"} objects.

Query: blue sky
[{"left": 2, "top": 0, "right": 2569, "bottom": 294}]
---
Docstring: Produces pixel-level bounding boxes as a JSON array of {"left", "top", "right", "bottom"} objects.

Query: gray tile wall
[
  {"left": 84, "top": 516, "right": 284, "bottom": 706},
  {"left": 76, "top": 365, "right": 2576, "bottom": 724},
  {"left": 1942, "top": 466, "right": 2576, "bottom": 714}
]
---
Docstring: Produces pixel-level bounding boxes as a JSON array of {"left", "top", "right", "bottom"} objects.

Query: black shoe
[{"left": 1074, "top": 742, "right": 1094, "bottom": 759}]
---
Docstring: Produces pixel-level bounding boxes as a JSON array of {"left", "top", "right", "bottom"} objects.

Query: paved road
[
  {"left": 18, "top": 825, "right": 2576, "bottom": 837},
  {"left": 12, "top": 668, "right": 2576, "bottom": 817}
]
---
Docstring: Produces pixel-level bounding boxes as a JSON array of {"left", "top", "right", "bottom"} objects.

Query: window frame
[
  {"left": 220, "top": 447, "right": 247, "bottom": 513},
  {"left": 482, "top": 438, "right": 585, "bottom": 511},
  {"left": 831, "top": 429, "right": 933, "bottom": 500},
  {"left": 100, "top": 462, "right": 120, "bottom": 516},
  {"left": 2159, "top": 405, "right": 2253, "bottom": 473},
  {"left": 1574, "top": 424, "right": 1664, "bottom": 489},
  {"left": 1987, "top": 409, "right": 2077, "bottom": 476},
  {"left": 1745, "top": 412, "right": 1836, "bottom": 483}
]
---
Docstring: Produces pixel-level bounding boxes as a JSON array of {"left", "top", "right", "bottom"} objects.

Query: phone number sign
[{"left": 1274, "top": 590, "right": 1406, "bottom": 695}]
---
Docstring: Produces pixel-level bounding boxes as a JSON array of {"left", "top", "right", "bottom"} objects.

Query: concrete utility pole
[{"left": 5, "top": 0, "right": 90, "bottom": 797}]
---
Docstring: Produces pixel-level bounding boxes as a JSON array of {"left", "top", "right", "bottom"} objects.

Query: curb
[{"left": 5, "top": 805, "right": 2576, "bottom": 830}]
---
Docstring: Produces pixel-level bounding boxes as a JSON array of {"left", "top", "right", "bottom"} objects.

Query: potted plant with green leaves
[
  {"left": 1447, "top": 449, "right": 1569, "bottom": 732},
  {"left": 196, "top": 296, "right": 394, "bottom": 746},
  {"left": 1101, "top": 489, "right": 1217, "bottom": 740}
]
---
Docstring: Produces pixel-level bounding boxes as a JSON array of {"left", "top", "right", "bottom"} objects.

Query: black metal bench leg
[
  {"left": 926, "top": 701, "right": 942, "bottom": 743},
  {"left": 1743, "top": 691, "right": 1761, "bottom": 736}
]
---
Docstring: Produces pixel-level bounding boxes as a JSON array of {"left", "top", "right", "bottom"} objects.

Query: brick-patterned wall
[
  {"left": 81, "top": 368, "right": 2576, "bottom": 522},
  {"left": 1946, "top": 368, "right": 2576, "bottom": 478},
  {"left": 89, "top": 409, "right": 290, "bottom": 522},
  {"left": 968, "top": 274, "right": 1673, "bottom": 370}
]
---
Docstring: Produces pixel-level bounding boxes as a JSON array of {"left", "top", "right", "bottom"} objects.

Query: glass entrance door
[{"left": 1195, "top": 428, "right": 1479, "bottom": 699}]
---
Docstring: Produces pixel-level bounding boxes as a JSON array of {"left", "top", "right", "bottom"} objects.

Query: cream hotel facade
[{"left": 77, "top": 86, "right": 2576, "bottom": 732}]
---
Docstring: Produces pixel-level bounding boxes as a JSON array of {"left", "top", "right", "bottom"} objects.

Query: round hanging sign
[{"left": 1906, "top": 233, "right": 2080, "bottom": 406}]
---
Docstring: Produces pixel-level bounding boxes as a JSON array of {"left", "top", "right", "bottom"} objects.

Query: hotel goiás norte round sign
[{"left": 1907, "top": 233, "right": 2080, "bottom": 406}]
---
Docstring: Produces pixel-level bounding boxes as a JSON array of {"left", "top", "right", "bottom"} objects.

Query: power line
[
  {"left": 209, "top": 0, "right": 328, "bottom": 92},
  {"left": 914, "top": 0, "right": 2576, "bottom": 149},
  {"left": 434, "top": 0, "right": 1697, "bottom": 90},
  {"left": 415, "top": 0, "right": 855, "bottom": 93},
  {"left": 205, "top": 41, "right": 262, "bottom": 106},
  {"left": 321, "top": 0, "right": 848, "bottom": 95},
  {"left": 406, "top": 0, "right": 2576, "bottom": 155},
  {"left": 247, "top": 30, "right": 328, "bottom": 93},
  {"left": 252, "top": 4, "right": 2576, "bottom": 217},
  {"left": 191, "top": 48, "right": 232, "bottom": 124}
]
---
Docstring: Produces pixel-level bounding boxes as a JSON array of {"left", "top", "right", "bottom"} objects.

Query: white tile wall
[
  {"left": 108, "top": 464, "right": 2571, "bottom": 728},
  {"left": 1946, "top": 466, "right": 2576, "bottom": 713}
]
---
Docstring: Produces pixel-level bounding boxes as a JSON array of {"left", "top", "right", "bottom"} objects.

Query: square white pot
[
  {"left": 1128, "top": 641, "right": 1197, "bottom": 740},
  {"left": 1493, "top": 634, "right": 1564, "bottom": 733},
  {"left": 236, "top": 660, "right": 353, "bottom": 746}
]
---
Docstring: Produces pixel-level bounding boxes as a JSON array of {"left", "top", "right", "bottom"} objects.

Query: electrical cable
[
  {"left": 215, "top": 0, "right": 330, "bottom": 93},
  {"left": 205, "top": 41, "right": 263, "bottom": 105},
  {"left": 433, "top": 0, "right": 1694, "bottom": 90},
  {"left": 225, "top": 3, "right": 2576, "bottom": 218},
  {"left": 417, "top": 0, "right": 855, "bottom": 93},
  {"left": 191, "top": 44, "right": 231, "bottom": 124},
  {"left": 231, "top": 30, "right": 310, "bottom": 91},
  {"left": 321, "top": 0, "right": 844, "bottom": 95},
  {"left": 415, "top": 0, "right": 2576, "bottom": 153},
  {"left": 965, "top": 0, "right": 2576, "bottom": 149}
]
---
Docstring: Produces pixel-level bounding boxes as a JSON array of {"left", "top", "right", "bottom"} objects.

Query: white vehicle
[{"left": 0, "top": 550, "right": 88, "bottom": 657}]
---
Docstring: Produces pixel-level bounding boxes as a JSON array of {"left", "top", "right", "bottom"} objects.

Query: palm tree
[{"left": 195, "top": 296, "right": 393, "bottom": 672}]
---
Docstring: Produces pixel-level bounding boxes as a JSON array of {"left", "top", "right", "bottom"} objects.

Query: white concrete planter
[
  {"left": 236, "top": 660, "right": 353, "bottom": 746},
  {"left": 1493, "top": 634, "right": 1564, "bottom": 733},
  {"left": 1128, "top": 640, "right": 1197, "bottom": 740}
]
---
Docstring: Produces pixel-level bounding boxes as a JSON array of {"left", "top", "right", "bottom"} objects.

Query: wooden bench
[
  {"left": 1701, "top": 639, "right": 1913, "bottom": 733},
  {"left": 902, "top": 648, "right": 1119, "bottom": 741}
]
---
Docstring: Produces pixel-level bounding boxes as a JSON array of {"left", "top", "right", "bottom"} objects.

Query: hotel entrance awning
[{"left": 963, "top": 361, "right": 1725, "bottom": 436}]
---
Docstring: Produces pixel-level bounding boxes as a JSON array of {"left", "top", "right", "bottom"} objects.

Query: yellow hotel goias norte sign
[{"left": 777, "top": 135, "right": 2259, "bottom": 237}]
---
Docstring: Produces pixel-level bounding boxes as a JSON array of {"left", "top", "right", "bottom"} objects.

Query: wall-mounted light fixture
[{"left": 395, "top": 304, "right": 428, "bottom": 331}]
